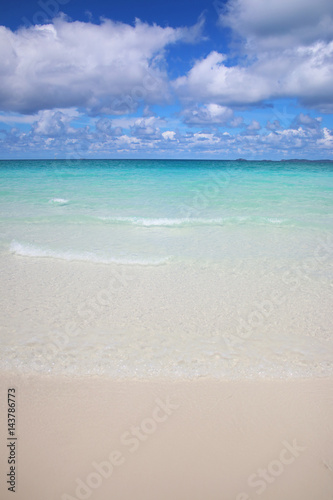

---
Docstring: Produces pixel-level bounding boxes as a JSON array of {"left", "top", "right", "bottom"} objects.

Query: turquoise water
[
  {"left": 1, "top": 159, "right": 333, "bottom": 377},
  {"left": 0, "top": 159, "right": 332, "bottom": 264}
]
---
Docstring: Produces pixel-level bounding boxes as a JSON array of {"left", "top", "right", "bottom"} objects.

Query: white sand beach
[
  {"left": 0, "top": 253, "right": 332, "bottom": 378},
  {"left": 1, "top": 0, "right": 333, "bottom": 494},
  {"left": 0, "top": 373, "right": 333, "bottom": 500},
  {"left": 0, "top": 252, "right": 333, "bottom": 499}
]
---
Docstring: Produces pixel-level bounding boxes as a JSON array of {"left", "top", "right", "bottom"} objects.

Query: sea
[
  {"left": 1, "top": 159, "right": 332, "bottom": 264},
  {"left": 0, "top": 159, "right": 332, "bottom": 377}
]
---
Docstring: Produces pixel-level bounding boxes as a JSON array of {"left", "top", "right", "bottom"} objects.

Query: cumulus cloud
[
  {"left": 31, "top": 108, "right": 81, "bottom": 136},
  {"left": 291, "top": 113, "right": 322, "bottom": 130},
  {"left": 0, "top": 16, "right": 203, "bottom": 114},
  {"left": 174, "top": 51, "right": 269, "bottom": 104},
  {"left": 174, "top": 0, "right": 333, "bottom": 112},
  {"left": 0, "top": 113, "right": 36, "bottom": 124},
  {"left": 219, "top": 0, "right": 333, "bottom": 48},
  {"left": 130, "top": 116, "right": 164, "bottom": 140},
  {"left": 229, "top": 116, "right": 244, "bottom": 128},
  {"left": 181, "top": 103, "right": 234, "bottom": 125},
  {"left": 0, "top": 1, "right": 331, "bottom": 160},
  {"left": 162, "top": 130, "right": 176, "bottom": 140},
  {"left": 246, "top": 120, "right": 261, "bottom": 132},
  {"left": 317, "top": 127, "right": 333, "bottom": 147},
  {"left": 1, "top": 115, "right": 332, "bottom": 159},
  {"left": 174, "top": 42, "right": 333, "bottom": 111},
  {"left": 95, "top": 117, "right": 122, "bottom": 136}
]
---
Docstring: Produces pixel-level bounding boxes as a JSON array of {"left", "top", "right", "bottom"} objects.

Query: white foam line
[
  {"left": 9, "top": 241, "right": 170, "bottom": 266},
  {"left": 97, "top": 216, "right": 290, "bottom": 227},
  {"left": 49, "top": 198, "right": 69, "bottom": 205}
]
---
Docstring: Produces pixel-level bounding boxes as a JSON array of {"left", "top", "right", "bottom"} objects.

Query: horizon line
[{"left": 0, "top": 158, "right": 332, "bottom": 162}]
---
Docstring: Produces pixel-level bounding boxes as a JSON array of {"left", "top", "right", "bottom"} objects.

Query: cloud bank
[
  {"left": 0, "top": 16, "right": 203, "bottom": 114},
  {"left": 219, "top": 0, "right": 333, "bottom": 48},
  {"left": 175, "top": 0, "right": 333, "bottom": 112},
  {"left": 0, "top": 0, "right": 332, "bottom": 158}
]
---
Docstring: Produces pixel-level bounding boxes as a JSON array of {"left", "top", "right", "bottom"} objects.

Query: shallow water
[
  {"left": 0, "top": 159, "right": 332, "bottom": 377},
  {"left": 1, "top": 159, "right": 332, "bottom": 264}
]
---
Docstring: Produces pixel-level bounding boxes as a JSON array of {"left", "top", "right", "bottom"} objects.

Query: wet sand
[{"left": 0, "top": 254, "right": 332, "bottom": 378}]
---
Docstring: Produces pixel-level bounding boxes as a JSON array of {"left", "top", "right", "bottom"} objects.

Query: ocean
[
  {"left": 0, "top": 159, "right": 332, "bottom": 377},
  {"left": 1, "top": 159, "right": 332, "bottom": 264}
]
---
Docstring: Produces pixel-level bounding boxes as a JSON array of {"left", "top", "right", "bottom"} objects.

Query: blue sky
[{"left": 0, "top": 0, "right": 332, "bottom": 159}]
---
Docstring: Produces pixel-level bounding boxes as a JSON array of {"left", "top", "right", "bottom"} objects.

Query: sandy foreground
[
  {"left": 0, "top": 374, "right": 333, "bottom": 500},
  {"left": 0, "top": 253, "right": 332, "bottom": 499},
  {"left": 0, "top": 253, "right": 332, "bottom": 377}
]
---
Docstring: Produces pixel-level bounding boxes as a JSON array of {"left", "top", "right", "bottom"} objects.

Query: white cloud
[
  {"left": 174, "top": 0, "right": 333, "bottom": 111},
  {"left": 174, "top": 41, "right": 333, "bottom": 111},
  {"left": 130, "top": 116, "right": 164, "bottom": 139},
  {"left": 182, "top": 103, "right": 234, "bottom": 125},
  {"left": 95, "top": 117, "right": 122, "bottom": 136},
  {"left": 229, "top": 116, "right": 244, "bottom": 128},
  {"left": 0, "top": 2, "right": 331, "bottom": 159},
  {"left": 247, "top": 120, "right": 261, "bottom": 131},
  {"left": 191, "top": 132, "right": 222, "bottom": 145},
  {"left": 0, "top": 114, "right": 36, "bottom": 124},
  {"left": 31, "top": 108, "right": 81, "bottom": 136},
  {"left": 317, "top": 127, "right": 333, "bottom": 147},
  {"left": 219, "top": 0, "right": 333, "bottom": 49},
  {"left": 0, "top": 16, "right": 203, "bottom": 114},
  {"left": 291, "top": 113, "right": 322, "bottom": 129},
  {"left": 1, "top": 115, "right": 332, "bottom": 158},
  {"left": 173, "top": 51, "right": 270, "bottom": 104},
  {"left": 162, "top": 131, "right": 176, "bottom": 140}
]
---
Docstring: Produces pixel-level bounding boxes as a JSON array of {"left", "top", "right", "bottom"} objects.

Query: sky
[{"left": 0, "top": 0, "right": 332, "bottom": 160}]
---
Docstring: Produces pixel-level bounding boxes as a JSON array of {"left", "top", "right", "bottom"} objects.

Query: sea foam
[
  {"left": 9, "top": 241, "right": 170, "bottom": 266},
  {"left": 97, "top": 215, "right": 290, "bottom": 227},
  {"left": 49, "top": 198, "right": 69, "bottom": 205}
]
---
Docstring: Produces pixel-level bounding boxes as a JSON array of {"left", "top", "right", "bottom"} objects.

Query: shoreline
[{"left": 1, "top": 252, "right": 332, "bottom": 378}]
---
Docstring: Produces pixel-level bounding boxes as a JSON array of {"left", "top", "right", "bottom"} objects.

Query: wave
[
  {"left": 49, "top": 198, "right": 69, "bottom": 205},
  {"left": 98, "top": 216, "right": 211, "bottom": 226},
  {"left": 9, "top": 241, "right": 170, "bottom": 266},
  {"left": 2, "top": 214, "right": 292, "bottom": 228},
  {"left": 97, "top": 215, "right": 291, "bottom": 227}
]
